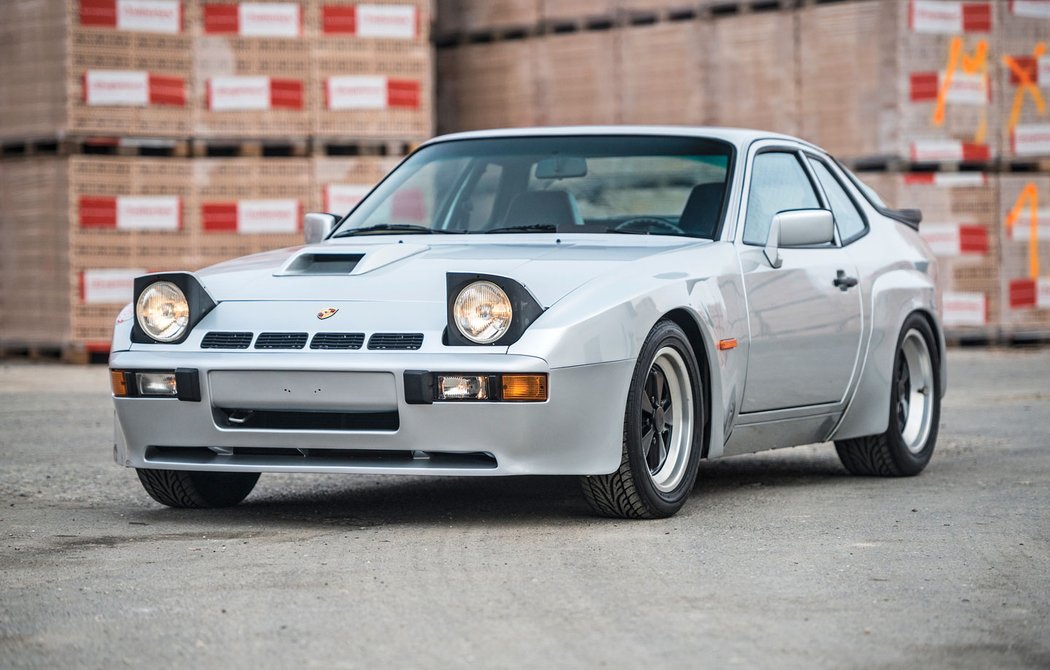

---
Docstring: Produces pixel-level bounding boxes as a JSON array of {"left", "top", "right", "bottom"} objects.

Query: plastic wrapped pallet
[
  {"left": 800, "top": 0, "right": 999, "bottom": 163},
  {"left": 435, "top": 0, "right": 540, "bottom": 35},
  {"left": 996, "top": 1, "right": 1050, "bottom": 161},
  {"left": 619, "top": 19, "right": 710, "bottom": 126},
  {"left": 313, "top": 155, "right": 402, "bottom": 217},
  {"left": 1000, "top": 174, "right": 1050, "bottom": 338},
  {"left": 436, "top": 39, "right": 540, "bottom": 132},
  {"left": 709, "top": 10, "right": 799, "bottom": 137},
  {"left": 312, "top": 0, "right": 433, "bottom": 140},
  {"left": 0, "top": 0, "right": 193, "bottom": 140},
  {"left": 194, "top": 0, "right": 314, "bottom": 138},
  {"left": 535, "top": 30, "right": 619, "bottom": 125}
]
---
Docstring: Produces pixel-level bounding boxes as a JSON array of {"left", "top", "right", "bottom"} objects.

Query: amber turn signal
[
  {"left": 501, "top": 374, "right": 548, "bottom": 402},
  {"left": 718, "top": 338, "right": 738, "bottom": 351},
  {"left": 110, "top": 370, "right": 128, "bottom": 397}
]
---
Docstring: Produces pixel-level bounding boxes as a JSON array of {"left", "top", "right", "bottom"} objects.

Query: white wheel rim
[
  {"left": 641, "top": 347, "right": 694, "bottom": 492},
  {"left": 897, "top": 329, "right": 934, "bottom": 454}
]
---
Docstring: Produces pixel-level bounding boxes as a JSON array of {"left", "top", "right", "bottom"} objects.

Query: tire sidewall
[
  {"left": 886, "top": 315, "right": 941, "bottom": 475},
  {"left": 624, "top": 321, "right": 704, "bottom": 516}
]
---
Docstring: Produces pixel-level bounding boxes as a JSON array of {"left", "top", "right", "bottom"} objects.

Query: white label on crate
[
  {"left": 942, "top": 71, "right": 988, "bottom": 105},
  {"left": 1011, "top": 0, "right": 1050, "bottom": 19},
  {"left": 210, "top": 76, "right": 270, "bottom": 111},
  {"left": 82, "top": 269, "right": 145, "bottom": 305},
  {"left": 117, "top": 196, "right": 180, "bottom": 231},
  {"left": 325, "top": 184, "right": 372, "bottom": 215},
  {"left": 117, "top": 0, "right": 180, "bottom": 34},
  {"left": 356, "top": 5, "right": 417, "bottom": 39},
  {"left": 911, "top": 0, "right": 963, "bottom": 34},
  {"left": 910, "top": 140, "right": 963, "bottom": 162},
  {"left": 1007, "top": 209, "right": 1050, "bottom": 242},
  {"left": 85, "top": 70, "right": 149, "bottom": 106},
  {"left": 237, "top": 200, "right": 299, "bottom": 233},
  {"left": 1039, "top": 58, "right": 1050, "bottom": 87},
  {"left": 942, "top": 292, "right": 986, "bottom": 327},
  {"left": 326, "top": 76, "right": 387, "bottom": 110},
  {"left": 920, "top": 224, "right": 964, "bottom": 256},
  {"left": 1013, "top": 124, "right": 1050, "bottom": 156},
  {"left": 239, "top": 2, "right": 300, "bottom": 37}
]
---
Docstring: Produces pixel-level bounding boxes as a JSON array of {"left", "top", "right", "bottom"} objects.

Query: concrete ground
[{"left": 0, "top": 349, "right": 1047, "bottom": 669}]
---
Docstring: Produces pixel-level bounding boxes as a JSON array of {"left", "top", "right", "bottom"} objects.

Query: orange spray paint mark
[
  {"left": 933, "top": 37, "right": 989, "bottom": 144},
  {"left": 1005, "top": 183, "right": 1041, "bottom": 280},
  {"left": 1003, "top": 43, "right": 1047, "bottom": 132}
]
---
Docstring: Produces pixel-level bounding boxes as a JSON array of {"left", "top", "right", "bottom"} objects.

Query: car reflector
[
  {"left": 501, "top": 374, "right": 548, "bottom": 402},
  {"left": 110, "top": 370, "right": 128, "bottom": 397}
]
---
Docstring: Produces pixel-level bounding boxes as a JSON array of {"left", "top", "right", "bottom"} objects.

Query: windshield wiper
[
  {"left": 333, "top": 224, "right": 457, "bottom": 238},
  {"left": 483, "top": 224, "right": 557, "bottom": 234}
]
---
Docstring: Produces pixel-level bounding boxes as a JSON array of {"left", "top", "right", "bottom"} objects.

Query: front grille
[
  {"left": 367, "top": 333, "right": 424, "bottom": 350},
  {"left": 310, "top": 332, "right": 365, "bottom": 350},
  {"left": 213, "top": 407, "right": 399, "bottom": 431},
  {"left": 201, "top": 331, "right": 253, "bottom": 349},
  {"left": 254, "top": 332, "right": 308, "bottom": 349},
  {"left": 144, "top": 446, "right": 498, "bottom": 469}
]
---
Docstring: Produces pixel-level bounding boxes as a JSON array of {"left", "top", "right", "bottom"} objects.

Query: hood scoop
[
  {"left": 281, "top": 253, "right": 364, "bottom": 275},
  {"left": 275, "top": 243, "right": 429, "bottom": 277}
]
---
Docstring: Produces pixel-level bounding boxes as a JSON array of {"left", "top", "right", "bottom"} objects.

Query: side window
[
  {"left": 743, "top": 152, "right": 821, "bottom": 245},
  {"left": 809, "top": 158, "right": 867, "bottom": 243}
]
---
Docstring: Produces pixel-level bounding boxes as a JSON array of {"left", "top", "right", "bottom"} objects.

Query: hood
[{"left": 196, "top": 234, "right": 709, "bottom": 307}]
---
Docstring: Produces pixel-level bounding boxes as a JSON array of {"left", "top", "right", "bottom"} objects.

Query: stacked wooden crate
[{"left": 0, "top": 0, "right": 432, "bottom": 358}]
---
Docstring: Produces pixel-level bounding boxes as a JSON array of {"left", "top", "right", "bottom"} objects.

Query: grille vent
[
  {"left": 201, "top": 332, "right": 253, "bottom": 349},
  {"left": 367, "top": 333, "right": 423, "bottom": 350},
  {"left": 254, "top": 332, "right": 308, "bottom": 350},
  {"left": 310, "top": 332, "right": 365, "bottom": 350}
]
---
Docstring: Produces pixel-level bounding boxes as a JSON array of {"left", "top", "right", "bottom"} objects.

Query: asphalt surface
[{"left": 1, "top": 349, "right": 1048, "bottom": 669}]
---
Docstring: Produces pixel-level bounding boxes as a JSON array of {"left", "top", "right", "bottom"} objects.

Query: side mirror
[
  {"left": 304, "top": 212, "right": 339, "bottom": 245},
  {"left": 764, "top": 209, "right": 835, "bottom": 269}
]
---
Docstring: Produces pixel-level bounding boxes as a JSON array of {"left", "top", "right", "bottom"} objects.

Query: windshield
[{"left": 331, "top": 136, "right": 734, "bottom": 239}]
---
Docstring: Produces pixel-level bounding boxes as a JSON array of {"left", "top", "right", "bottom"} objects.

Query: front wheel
[
  {"left": 581, "top": 320, "right": 704, "bottom": 519},
  {"left": 136, "top": 469, "right": 260, "bottom": 508},
  {"left": 835, "top": 314, "right": 941, "bottom": 476}
]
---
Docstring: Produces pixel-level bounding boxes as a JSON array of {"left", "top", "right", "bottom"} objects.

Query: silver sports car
[{"left": 110, "top": 127, "right": 945, "bottom": 519}]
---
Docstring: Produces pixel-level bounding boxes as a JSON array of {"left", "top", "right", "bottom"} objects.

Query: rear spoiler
[{"left": 882, "top": 208, "right": 922, "bottom": 230}]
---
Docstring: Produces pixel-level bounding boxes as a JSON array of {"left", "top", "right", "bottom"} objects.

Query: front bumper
[{"left": 110, "top": 350, "right": 633, "bottom": 476}]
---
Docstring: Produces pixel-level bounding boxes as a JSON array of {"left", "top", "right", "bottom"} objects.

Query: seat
[
  {"left": 501, "top": 190, "right": 584, "bottom": 230},
  {"left": 678, "top": 183, "right": 725, "bottom": 239}
]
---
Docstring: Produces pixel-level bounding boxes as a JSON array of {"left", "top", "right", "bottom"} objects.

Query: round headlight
[
  {"left": 135, "top": 281, "right": 190, "bottom": 342},
  {"left": 453, "top": 281, "right": 513, "bottom": 344}
]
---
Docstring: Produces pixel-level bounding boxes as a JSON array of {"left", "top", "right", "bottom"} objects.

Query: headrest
[
  {"left": 679, "top": 183, "right": 725, "bottom": 239},
  {"left": 502, "top": 191, "right": 583, "bottom": 230}
]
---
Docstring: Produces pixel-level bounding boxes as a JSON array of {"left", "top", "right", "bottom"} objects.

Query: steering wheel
[{"left": 613, "top": 216, "right": 685, "bottom": 235}]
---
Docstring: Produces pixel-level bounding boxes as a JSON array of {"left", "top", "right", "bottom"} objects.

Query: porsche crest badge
[{"left": 317, "top": 308, "right": 338, "bottom": 320}]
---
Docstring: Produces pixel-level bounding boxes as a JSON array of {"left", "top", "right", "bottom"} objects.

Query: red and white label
[
  {"left": 920, "top": 223, "right": 988, "bottom": 256},
  {"left": 79, "top": 195, "right": 182, "bottom": 230},
  {"left": 324, "top": 184, "right": 371, "bottom": 214},
  {"left": 325, "top": 76, "right": 420, "bottom": 110},
  {"left": 84, "top": 70, "right": 185, "bottom": 106},
  {"left": 909, "top": 140, "right": 990, "bottom": 162},
  {"left": 207, "top": 76, "right": 304, "bottom": 110},
  {"left": 322, "top": 4, "right": 418, "bottom": 38},
  {"left": 909, "top": 71, "right": 989, "bottom": 105},
  {"left": 1006, "top": 209, "right": 1050, "bottom": 243},
  {"left": 1010, "top": 0, "right": 1050, "bottom": 19},
  {"left": 1009, "top": 277, "right": 1050, "bottom": 309},
  {"left": 942, "top": 291, "right": 987, "bottom": 326},
  {"left": 80, "top": 269, "right": 145, "bottom": 305},
  {"left": 909, "top": 0, "right": 991, "bottom": 34},
  {"left": 80, "top": 0, "right": 182, "bottom": 33},
  {"left": 903, "top": 172, "right": 988, "bottom": 187},
  {"left": 1006, "top": 56, "right": 1050, "bottom": 88},
  {"left": 202, "top": 200, "right": 301, "bottom": 234},
  {"left": 1011, "top": 124, "right": 1050, "bottom": 156},
  {"left": 203, "top": 2, "right": 301, "bottom": 36}
]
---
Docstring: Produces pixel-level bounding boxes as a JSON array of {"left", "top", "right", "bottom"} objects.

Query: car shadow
[{"left": 125, "top": 446, "right": 855, "bottom": 528}]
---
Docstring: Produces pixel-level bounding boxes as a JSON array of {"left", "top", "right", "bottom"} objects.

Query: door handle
[{"left": 833, "top": 270, "right": 858, "bottom": 291}]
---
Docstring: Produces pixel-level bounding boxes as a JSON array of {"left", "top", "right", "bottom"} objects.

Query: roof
[{"left": 422, "top": 125, "right": 821, "bottom": 151}]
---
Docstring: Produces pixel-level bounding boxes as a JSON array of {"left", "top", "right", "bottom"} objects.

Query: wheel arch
[{"left": 661, "top": 307, "right": 716, "bottom": 459}]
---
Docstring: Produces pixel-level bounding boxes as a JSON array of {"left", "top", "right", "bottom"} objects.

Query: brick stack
[
  {"left": 434, "top": 0, "right": 1050, "bottom": 341},
  {"left": 0, "top": 0, "right": 433, "bottom": 357}
]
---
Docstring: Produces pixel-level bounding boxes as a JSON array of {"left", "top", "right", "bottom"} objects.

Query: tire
[
  {"left": 136, "top": 469, "right": 260, "bottom": 508},
  {"left": 835, "top": 314, "right": 941, "bottom": 477},
  {"left": 581, "top": 320, "right": 704, "bottom": 519}
]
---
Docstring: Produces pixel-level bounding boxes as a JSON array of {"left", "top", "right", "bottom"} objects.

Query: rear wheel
[
  {"left": 136, "top": 469, "right": 260, "bottom": 508},
  {"left": 581, "top": 320, "right": 704, "bottom": 519},
  {"left": 835, "top": 314, "right": 940, "bottom": 476}
]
